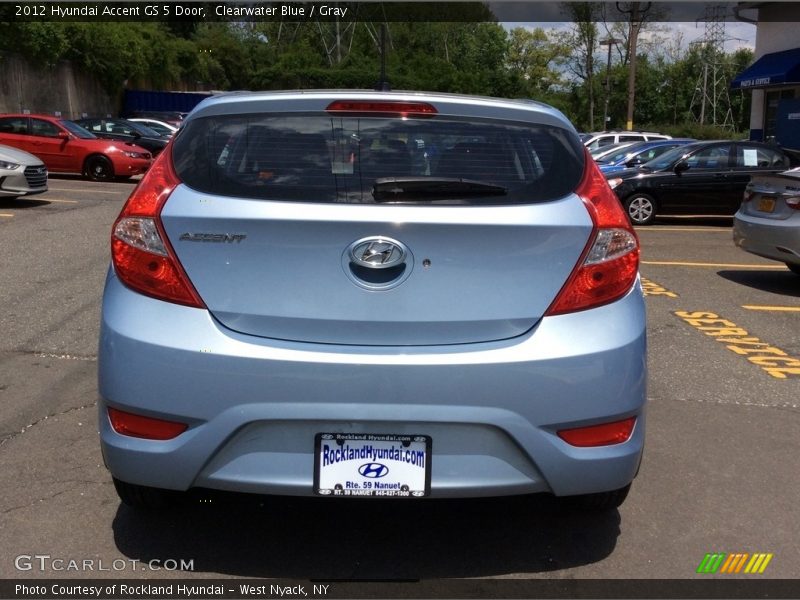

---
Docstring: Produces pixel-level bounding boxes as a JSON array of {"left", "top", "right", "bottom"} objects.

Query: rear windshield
[{"left": 172, "top": 113, "right": 584, "bottom": 204}]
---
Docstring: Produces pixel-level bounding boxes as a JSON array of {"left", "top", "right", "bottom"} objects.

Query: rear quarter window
[{"left": 172, "top": 113, "right": 584, "bottom": 205}]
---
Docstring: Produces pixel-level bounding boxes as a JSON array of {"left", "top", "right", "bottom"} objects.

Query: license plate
[
  {"left": 314, "top": 433, "right": 431, "bottom": 498},
  {"left": 757, "top": 196, "right": 776, "bottom": 213}
]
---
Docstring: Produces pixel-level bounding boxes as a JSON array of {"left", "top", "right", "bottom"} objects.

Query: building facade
[{"left": 733, "top": 2, "right": 800, "bottom": 150}]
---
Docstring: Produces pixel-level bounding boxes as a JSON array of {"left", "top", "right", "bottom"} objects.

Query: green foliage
[
  {"left": 0, "top": 15, "right": 757, "bottom": 136},
  {"left": 639, "top": 122, "right": 745, "bottom": 140}
]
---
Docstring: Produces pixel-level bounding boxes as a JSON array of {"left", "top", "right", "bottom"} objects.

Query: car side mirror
[
  {"left": 627, "top": 157, "right": 643, "bottom": 167},
  {"left": 58, "top": 131, "right": 70, "bottom": 140},
  {"left": 674, "top": 160, "right": 690, "bottom": 174}
]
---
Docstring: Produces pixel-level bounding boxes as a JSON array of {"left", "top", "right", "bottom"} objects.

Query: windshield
[
  {"left": 124, "top": 121, "right": 162, "bottom": 138},
  {"left": 60, "top": 120, "right": 96, "bottom": 139},
  {"left": 641, "top": 144, "right": 700, "bottom": 170},
  {"left": 599, "top": 142, "right": 648, "bottom": 164}
]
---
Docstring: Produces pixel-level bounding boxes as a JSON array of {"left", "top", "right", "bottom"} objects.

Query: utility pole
[{"left": 600, "top": 37, "right": 622, "bottom": 130}]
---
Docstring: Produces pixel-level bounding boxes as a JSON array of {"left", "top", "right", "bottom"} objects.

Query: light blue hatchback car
[{"left": 99, "top": 91, "right": 646, "bottom": 510}]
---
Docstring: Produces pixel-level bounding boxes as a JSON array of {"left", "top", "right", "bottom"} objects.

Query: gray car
[
  {"left": 98, "top": 91, "right": 646, "bottom": 511},
  {"left": 0, "top": 143, "right": 47, "bottom": 199},
  {"left": 733, "top": 167, "right": 800, "bottom": 274}
]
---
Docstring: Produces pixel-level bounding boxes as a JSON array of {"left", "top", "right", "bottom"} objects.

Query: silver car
[
  {"left": 734, "top": 167, "right": 800, "bottom": 275},
  {"left": 99, "top": 91, "right": 646, "bottom": 511},
  {"left": 0, "top": 143, "right": 47, "bottom": 198}
]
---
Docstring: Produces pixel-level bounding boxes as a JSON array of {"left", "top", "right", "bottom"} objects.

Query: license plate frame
[
  {"left": 314, "top": 433, "right": 432, "bottom": 498},
  {"left": 757, "top": 196, "right": 776, "bottom": 213}
]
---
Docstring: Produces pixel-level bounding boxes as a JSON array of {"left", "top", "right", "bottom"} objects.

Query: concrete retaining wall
[{"left": 0, "top": 55, "right": 115, "bottom": 118}]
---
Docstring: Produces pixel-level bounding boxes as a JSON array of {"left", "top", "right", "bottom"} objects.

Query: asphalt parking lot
[{"left": 0, "top": 177, "right": 798, "bottom": 585}]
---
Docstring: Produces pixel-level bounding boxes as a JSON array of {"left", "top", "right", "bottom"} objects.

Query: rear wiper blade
[{"left": 372, "top": 177, "right": 507, "bottom": 202}]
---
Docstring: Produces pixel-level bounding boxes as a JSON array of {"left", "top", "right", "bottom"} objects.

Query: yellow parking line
[
  {"left": 743, "top": 305, "right": 800, "bottom": 312},
  {"left": 0, "top": 213, "right": 13, "bottom": 218},
  {"left": 18, "top": 197, "right": 79, "bottom": 204},
  {"left": 637, "top": 227, "right": 730, "bottom": 232},
  {"left": 642, "top": 260, "right": 786, "bottom": 269},
  {"left": 658, "top": 214, "right": 733, "bottom": 219},
  {"left": 47, "top": 188, "right": 125, "bottom": 194}
]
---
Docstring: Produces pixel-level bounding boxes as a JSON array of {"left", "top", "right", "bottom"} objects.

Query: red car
[{"left": 0, "top": 114, "right": 152, "bottom": 181}]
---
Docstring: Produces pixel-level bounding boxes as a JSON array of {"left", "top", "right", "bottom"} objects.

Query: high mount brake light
[
  {"left": 546, "top": 150, "right": 640, "bottom": 315},
  {"left": 111, "top": 147, "right": 205, "bottom": 308},
  {"left": 326, "top": 100, "right": 438, "bottom": 117}
]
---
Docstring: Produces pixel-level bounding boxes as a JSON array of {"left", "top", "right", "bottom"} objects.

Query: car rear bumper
[
  {"left": 733, "top": 212, "right": 800, "bottom": 266},
  {"left": 99, "top": 272, "right": 647, "bottom": 499}
]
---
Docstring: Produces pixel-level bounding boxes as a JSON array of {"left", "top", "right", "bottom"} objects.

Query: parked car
[
  {"left": 126, "top": 110, "right": 186, "bottom": 127},
  {"left": 0, "top": 114, "right": 152, "bottom": 181},
  {"left": 74, "top": 118, "right": 168, "bottom": 157},
  {"left": 128, "top": 118, "right": 179, "bottom": 138},
  {"left": 606, "top": 140, "right": 794, "bottom": 225},
  {"left": 597, "top": 139, "right": 696, "bottom": 174},
  {"left": 582, "top": 131, "right": 672, "bottom": 152},
  {"left": 0, "top": 143, "right": 47, "bottom": 199},
  {"left": 733, "top": 167, "right": 800, "bottom": 275},
  {"left": 591, "top": 141, "right": 637, "bottom": 161},
  {"left": 99, "top": 91, "right": 646, "bottom": 511}
]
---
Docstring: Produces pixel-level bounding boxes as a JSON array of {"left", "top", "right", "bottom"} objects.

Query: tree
[
  {"left": 506, "top": 27, "right": 568, "bottom": 98},
  {"left": 563, "top": 3, "right": 601, "bottom": 130}
]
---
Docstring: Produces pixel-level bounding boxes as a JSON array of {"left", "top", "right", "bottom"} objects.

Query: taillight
[
  {"left": 326, "top": 100, "right": 437, "bottom": 117},
  {"left": 111, "top": 147, "right": 205, "bottom": 308},
  {"left": 546, "top": 151, "right": 640, "bottom": 315},
  {"left": 108, "top": 407, "right": 188, "bottom": 440},
  {"left": 558, "top": 417, "right": 636, "bottom": 447},
  {"left": 786, "top": 196, "right": 800, "bottom": 210}
]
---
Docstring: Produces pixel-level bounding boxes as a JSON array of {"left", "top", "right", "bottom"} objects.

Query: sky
[
  {"left": 501, "top": 21, "right": 756, "bottom": 55},
  {"left": 495, "top": 1, "right": 757, "bottom": 55}
]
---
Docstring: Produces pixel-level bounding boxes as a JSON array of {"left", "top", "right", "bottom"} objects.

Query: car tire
[
  {"left": 112, "top": 477, "right": 178, "bottom": 510},
  {"left": 786, "top": 263, "right": 800, "bottom": 276},
  {"left": 560, "top": 483, "right": 631, "bottom": 512},
  {"left": 623, "top": 194, "right": 657, "bottom": 226},
  {"left": 84, "top": 155, "right": 114, "bottom": 182}
]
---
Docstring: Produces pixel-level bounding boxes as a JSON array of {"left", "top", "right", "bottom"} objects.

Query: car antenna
[{"left": 375, "top": 24, "right": 391, "bottom": 91}]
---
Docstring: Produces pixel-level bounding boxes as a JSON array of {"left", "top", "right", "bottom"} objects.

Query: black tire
[
  {"left": 560, "top": 483, "right": 631, "bottom": 512},
  {"left": 84, "top": 155, "right": 114, "bottom": 181},
  {"left": 113, "top": 477, "right": 178, "bottom": 510},
  {"left": 623, "top": 194, "right": 657, "bottom": 226},
  {"left": 786, "top": 263, "right": 800, "bottom": 276}
]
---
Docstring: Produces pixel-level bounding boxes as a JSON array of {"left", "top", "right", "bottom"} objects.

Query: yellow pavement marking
[
  {"left": 47, "top": 187, "right": 125, "bottom": 194},
  {"left": 637, "top": 227, "right": 730, "bottom": 232},
  {"left": 657, "top": 214, "right": 733, "bottom": 219},
  {"left": 642, "top": 260, "right": 786, "bottom": 269},
  {"left": 0, "top": 213, "right": 13, "bottom": 218},
  {"left": 674, "top": 310, "right": 800, "bottom": 379},
  {"left": 641, "top": 277, "right": 678, "bottom": 297},
  {"left": 17, "top": 197, "right": 78, "bottom": 204},
  {"left": 742, "top": 305, "right": 800, "bottom": 312}
]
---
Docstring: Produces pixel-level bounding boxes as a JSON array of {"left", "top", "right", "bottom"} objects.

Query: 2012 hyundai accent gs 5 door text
[{"left": 98, "top": 91, "right": 647, "bottom": 511}]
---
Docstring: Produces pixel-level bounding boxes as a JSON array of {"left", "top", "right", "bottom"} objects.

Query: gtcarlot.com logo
[
  {"left": 697, "top": 552, "right": 773, "bottom": 574},
  {"left": 14, "top": 554, "right": 195, "bottom": 572}
]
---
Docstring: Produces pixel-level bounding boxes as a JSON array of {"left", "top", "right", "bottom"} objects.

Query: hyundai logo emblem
[
  {"left": 348, "top": 237, "right": 407, "bottom": 270},
  {"left": 358, "top": 462, "right": 389, "bottom": 478}
]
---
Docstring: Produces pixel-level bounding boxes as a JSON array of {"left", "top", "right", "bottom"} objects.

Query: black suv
[{"left": 606, "top": 140, "right": 794, "bottom": 225}]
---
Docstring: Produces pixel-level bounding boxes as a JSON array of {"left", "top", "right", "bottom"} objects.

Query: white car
[
  {"left": 0, "top": 143, "right": 47, "bottom": 198},
  {"left": 128, "top": 118, "right": 178, "bottom": 138},
  {"left": 581, "top": 131, "right": 671, "bottom": 152}
]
